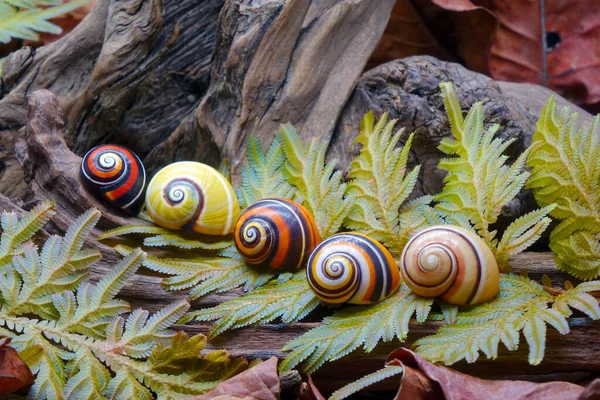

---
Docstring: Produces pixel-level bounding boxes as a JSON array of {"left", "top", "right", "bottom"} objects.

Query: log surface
[{"left": 9, "top": 89, "right": 600, "bottom": 395}]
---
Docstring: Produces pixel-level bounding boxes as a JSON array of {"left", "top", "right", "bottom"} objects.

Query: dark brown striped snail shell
[
  {"left": 306, "top": 233, "right": 401, "bottom": 304},
  {"left": 80, "top": 145, "right": 146, "bottom": 215},
  {"left": 400, "top": 225, "right": 499, "bottom": 305},
  {"left": 234, "top": 198, "right": 321, "bottom": 270}
]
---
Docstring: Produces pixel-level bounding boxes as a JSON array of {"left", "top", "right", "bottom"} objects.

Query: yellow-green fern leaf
[
  {"left": 437, "top": 82, "right": 552, "bottom": 265},
  {"left": 278, "top": 124, "right": 353, "bottom": 237},
  {"left": 281, "top": 285, "right": 433, "bottom": 374},
  {"left": 0, "top": 208, "right": 250, "bottom": 399},
  {"left": 415, "top": 274, "right": 600, "bottom": 366},
  {"left": 528, "top": 99, "right": 600, "bottom": 279},
  {"left": 344, "top": 111, "right": 440, "bottom": 256},
  {"left": 190, "top": 272, "right": 318, "bottom": 338},
  {"left": 0, "top": 0, "right": 91, "bottom": 44},
  {"left": 330, "top": 365, "right": 403, "bottom": 400}
]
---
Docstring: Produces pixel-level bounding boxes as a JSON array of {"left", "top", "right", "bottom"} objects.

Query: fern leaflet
[
  {"left": 188, "top": 272, "right": 318, "bottom": 338},
  {"left": 436, "top": 82, "right": 553, "bottom": 268},
  {"left": 344, "top": 111, "right": 440, "bottom": 257},
  {"left": 0, "top": 207, "right": 248, "bottom": 399},
  {"left": 0, "top": 0, "right": 92, "bottom": 44},
  {"left": 281, "top": 284, "right": 433, "bottom": 374},
  {"left": 527, "top": 98, "right": 600, "bottom": 279},
  {"left": 330, "top": 365, "right": 403, "bottom": 400},
  {"left": 414, "top": 275, "right": 600, "bottom": 366},
  {"left": 278, "top": 124, "right": 353, "bottom": 237},
  {"left": 238, "top": 136, "right": 295, "bottom": 208}
]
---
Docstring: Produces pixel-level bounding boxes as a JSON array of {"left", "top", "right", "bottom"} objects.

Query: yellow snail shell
[
  {"left": 400, "top": 225, "right": 499, "bottom": 305},
  {"left": 145, "top": 161, "right": 240, "bottom": 236}
]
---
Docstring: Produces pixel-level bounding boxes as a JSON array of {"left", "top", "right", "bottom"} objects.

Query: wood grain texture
[{"left": 0, "top": 0, "right": 225, "bottom": 197}]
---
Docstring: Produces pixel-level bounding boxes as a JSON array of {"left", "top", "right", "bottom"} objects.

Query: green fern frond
[
  {"left": 0, "top": 200, "right": 55, "bottom": 264},
  {"left": 115, "top": 244, "right": 274, "bottom": 299},
  {"left": 414, "top": 274, "right": 600, "bottom": 366},
  {"left": 330, "top": 365, "right": 403, "bottom": 400},
  {"left": 278, "top": 124, "right": 353, "bottom": 237},
  {"left": 0, "top": 208, "right": 248, "bottom": 399},
  {"left": 344, "top": 111, "right": 440, "bottom": 256},
  {"left": 527, "top": 99, "right": 600, "bottom": 279},
  {"left": 436, "top": 82, "right": 553, "bottom": 267},
  {"left": 238, "top": 136, "right": 295, "bottom": 208},
  {"left": 0, "top": 0, "right": 91, "bottom": 44},
  {"left": 281, "top": 284, "right": 433, "bottom": 374},
  {"left": 189, "top": 272, "right": 318, "bottom": 338},
  {"left": 99, "top": 225, "right": 232, "bottom": 251}
]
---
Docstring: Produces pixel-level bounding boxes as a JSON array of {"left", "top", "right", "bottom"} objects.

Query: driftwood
[
  {"left": 9, "top": 89, "right": 600, "bottom": 395},
  {"left": 2, "top": 0, "right": 600, "bottom": 395}
]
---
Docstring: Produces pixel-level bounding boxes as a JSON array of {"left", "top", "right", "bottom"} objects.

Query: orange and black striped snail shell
[
  {"left": 234, "top": 198, "right": 321, "bottom": 270},
  {"left": 306, "top": 233, "right": 401, "bottom": 304},
  {"left": 400, "top": 225, "right": 499, "bottom": 305},
  {"left": 80, "top": 145, "right": 146, "bottom": 215}
]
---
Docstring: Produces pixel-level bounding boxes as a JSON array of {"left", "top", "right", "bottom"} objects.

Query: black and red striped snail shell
[
  {"left": 80, "top": 145, "right": 146, "bottom": 215},
  {"left": 234, "top": 198, "right": 321, "bottom": 270},
  {"left": 306, "top": 233, "right": 401, "bottom": 304}
]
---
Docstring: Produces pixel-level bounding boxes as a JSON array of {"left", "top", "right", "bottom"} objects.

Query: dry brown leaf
[
  {"left": 297, "top": 376, "right": 327, "bottom": 400},
  {"left": 369, "top": 0, "right": 497, "bottom": 73},
  {"left": 184, "top": 356, "right": 279, "bottom": 400},
  {"left": 386, "top": 348, "right": 583, "bottom": 400},
  {"left": 0, "top": 336, "right": 34, "bottom": 395},
  {"left": 371, "top": 0, "right": 600, "bottom": 107},
  {"left": 480, "top": 0, "right": 600, "bottom": 106},
  {"left": 578, "top": 378, "right": 600, "bottom": 400}
]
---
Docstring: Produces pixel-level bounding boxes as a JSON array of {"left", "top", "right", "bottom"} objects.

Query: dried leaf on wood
[
  {"left": 387, "top": 348, "right": 583, "bottom": 400},
  {"left": 184, "top": 357, "right": 280, "bottom": 400},
  {"left": 0, "top": 336, "right": 34, "bottom": 395},
  {"left": 326, "top": 347, "right": 587, "bottom": 399}
]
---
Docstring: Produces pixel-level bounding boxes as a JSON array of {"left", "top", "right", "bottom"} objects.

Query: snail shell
[
  {"left": 306, "top": 233, "right": 401, "bottom": 304},
  {"left": 400, "top": 225, "right": 499, "bottom": 305},
  {"left": 234, "top": 198, "right": 321, "bottom": 270},
  {"left": 80, "top": 145, "right": 146, "bottom": 215},
  {"left": 145, "top": 161, "right": 240, "bottom": 236}
]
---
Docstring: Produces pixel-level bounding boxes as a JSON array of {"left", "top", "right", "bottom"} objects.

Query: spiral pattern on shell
[
  {"left": 234, "top": 198, "right": 321, "bottom": 270},
  {"left": 80, "top": 145, "right": 146, "bottom": 215},
  {"left": 145, "top": 161, "right": 240, "bottom": 235},
  {"left": 307, "top": 233, "right": 401, "bottom": 304},
  {"left": 400, "top": 225, "right": 499, "bottom": 305}
]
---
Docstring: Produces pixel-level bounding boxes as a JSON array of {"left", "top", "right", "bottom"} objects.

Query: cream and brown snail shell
[
  {"left": 400, "top": 225, "right": 499, "bottom": 305},
  {"left": 306, "top": 233, "right": 401, "bottom": 304}
]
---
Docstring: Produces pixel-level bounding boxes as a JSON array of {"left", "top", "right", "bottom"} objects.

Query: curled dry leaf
[
  {"left": 578, "top": 379, "right": 600, "bottom": 400},
  {"left": 184, "top": 357, "right": 280, "bottom": 400},
  {"left": 387, "top": 348, "right": 583, "bottom": 400},
  {"left": 297, "top": 376, "right": 327, "bottom": 400},
  {"left": 0, "top": 336, "right": 34, "bottom": 395}
]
